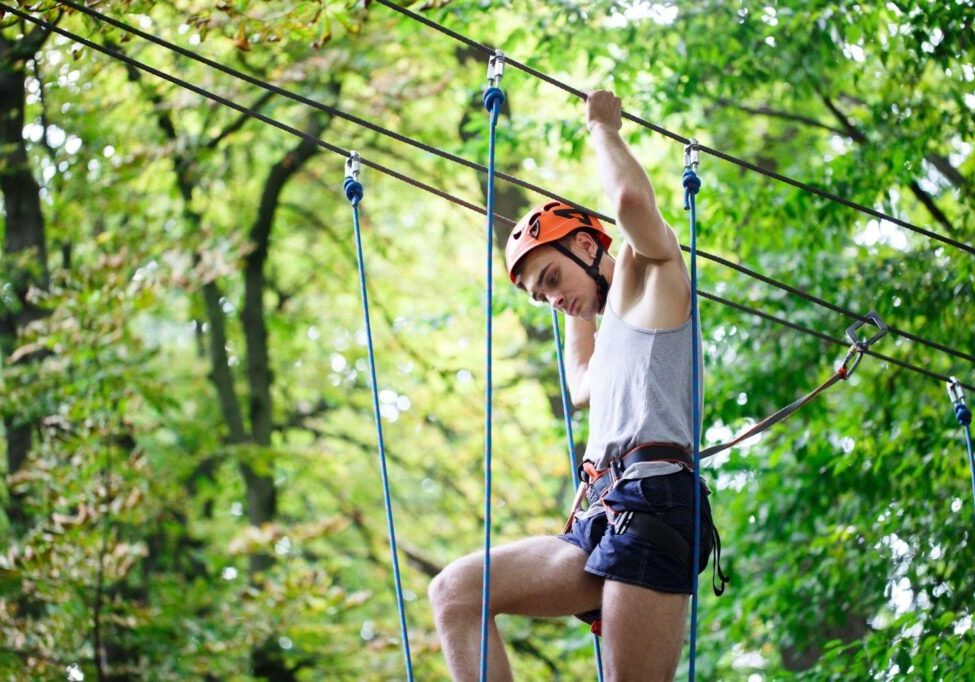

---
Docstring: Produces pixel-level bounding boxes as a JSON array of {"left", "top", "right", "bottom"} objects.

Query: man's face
[{"left": 515, "top": 237, "right": 600, "bottom": 320}]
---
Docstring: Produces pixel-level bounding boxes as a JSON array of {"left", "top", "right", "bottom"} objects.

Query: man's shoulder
[{"left": 609, "top": 243, "right": 691, "bottom": 328}]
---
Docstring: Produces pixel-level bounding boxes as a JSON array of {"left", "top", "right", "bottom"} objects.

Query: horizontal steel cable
[
  {"left": 699, "top": 291, "right": 973, "bottom": 390},
  {"left": 5, "top": 4, "right": 970, "bottom": 393},
  {"left": 51, "top": 1, "right": 975, "bottom": 367},
  {"left": 53, "top": 1, "right": 586, "bottom": 215},
  {"left": 374, "top": 0, "right": 975, "bottom": 258}
]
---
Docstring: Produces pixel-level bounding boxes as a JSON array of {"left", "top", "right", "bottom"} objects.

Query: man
[{"left": 428, "top": 89, "right": 720, "bottom": 681}]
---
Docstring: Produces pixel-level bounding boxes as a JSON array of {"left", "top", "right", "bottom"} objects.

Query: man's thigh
[
  {"left": 601, "top": 580, "right": 688, "bottom": 681},
  {"left": 447, "top": 535, "right": 603, "bottom": 618}
]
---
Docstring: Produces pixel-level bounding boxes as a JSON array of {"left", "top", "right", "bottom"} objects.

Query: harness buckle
[
  {"left": 609, "top": 456, "right": 624, "bottom": 484},
  {"left": 613, "top": 510, "right": 634, "bottom": 535}
]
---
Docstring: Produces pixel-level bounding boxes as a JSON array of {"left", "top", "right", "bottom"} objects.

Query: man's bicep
[{"left": 617, "top": 193, "right": 683, "bottom": 262}]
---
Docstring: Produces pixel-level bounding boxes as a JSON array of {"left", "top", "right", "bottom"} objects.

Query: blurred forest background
[{"left": 1, "top": 0, "right": 973, "bottom": 679}]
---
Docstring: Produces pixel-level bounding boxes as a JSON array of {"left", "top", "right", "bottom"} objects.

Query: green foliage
[{"left": 1, "top": 0, "right": 973, "bottom": 679}]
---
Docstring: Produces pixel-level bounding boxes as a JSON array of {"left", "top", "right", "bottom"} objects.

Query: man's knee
[{"left": 429, "top": 556, "right": 482, "bottom": 620}]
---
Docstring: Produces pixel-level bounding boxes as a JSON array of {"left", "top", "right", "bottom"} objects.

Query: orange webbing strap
[
  {"left": 562, "top": 462, "right": 612, "bottom": 533},
  {"left": 562, "top": 482, "right": 588, "bottom": 533}
]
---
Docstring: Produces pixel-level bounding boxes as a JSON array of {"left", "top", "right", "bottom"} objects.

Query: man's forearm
[
  {"left": 589, "top": 123, "right": 657, "bottom": 210},
  {"left": 564, "top": 315, "right": 596, "bottom": 407}
]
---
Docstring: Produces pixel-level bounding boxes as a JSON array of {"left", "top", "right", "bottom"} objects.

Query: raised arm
[{"left": 586, "top": 90, "right": 682, "bottom": 262}]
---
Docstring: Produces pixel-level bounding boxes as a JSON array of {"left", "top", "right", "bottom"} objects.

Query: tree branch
[
  {"left": 30, "top": 57, "right": 56, "bottom": 160},
  {"left": 908, "top": 180, "right": 955, "bottom": 234},
  {"left": 731, "top": 90, "right": 962, "bottom": 235},
  {"left": 712, "top": 97, "right": 849, "bottom": 137},
  {"left": 11, "top": 10, "right": 61, "bottom": 60},
  {"left": 204, "top": 90, "right": 276, "bottom": 150},
  {"left": 925, "top": 152, "right": 972, "bottom": 198},
  {"left": 817, "top": 93, "right": 867, "bottom": 143}
]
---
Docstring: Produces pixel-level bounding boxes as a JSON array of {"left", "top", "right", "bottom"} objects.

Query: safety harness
[{"left": 564, "top": 442, "right": 729, "bottom": 614}]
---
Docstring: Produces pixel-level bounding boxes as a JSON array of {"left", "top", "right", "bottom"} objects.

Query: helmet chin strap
[{"left": 551, "top": 242, "right": 610, "bottom": 312}]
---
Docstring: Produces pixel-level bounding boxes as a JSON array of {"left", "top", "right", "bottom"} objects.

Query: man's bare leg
[
  {"left": 429, "top": 535, "right": 602, "bottom": 681},
  {"left": 600, "top": 580, "right": 688, "bottom": 681}
]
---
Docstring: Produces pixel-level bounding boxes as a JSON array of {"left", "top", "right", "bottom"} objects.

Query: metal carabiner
[
  {"left": 839, "top": 344, "right": 864, "bottom": 378},
  {"left": 487, "top": 49, "right": 505, "bottom": 88},
  {"left": 846, "top": 311, "right": 888, "bottom": 349},
  {"left": 838, "top": 311, "right": 887, "bottom": 379},
  {"left": 684, "top": 138, "right": 700, "bottom": 172},
  {"left": 345, "top": 150, "right": 361, "bottom": 182},
  {"left": 947, "top": 376, "right": 965, "bottom": 405}
]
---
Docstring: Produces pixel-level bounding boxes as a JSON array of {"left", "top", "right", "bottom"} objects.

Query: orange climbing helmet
[{"left": 504, "top": 201, "right": 612, "bottom": 284}]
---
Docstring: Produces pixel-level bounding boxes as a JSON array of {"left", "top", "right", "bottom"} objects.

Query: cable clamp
[
  {"left": 345, "top": 150, "right": 361, "bottom": 181},
  {"left": 487, "top": 49, "right": 506, "bottom": 88},
  {"left": 684, "top": 138, "right": 700, "bottom": 172}
]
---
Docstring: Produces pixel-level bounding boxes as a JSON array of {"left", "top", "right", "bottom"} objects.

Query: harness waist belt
[{"left": 582, "top": 442, "right": 693, "bottom": 502}]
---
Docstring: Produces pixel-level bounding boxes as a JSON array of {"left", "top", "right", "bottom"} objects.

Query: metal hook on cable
[
  {"left": 684, "top": 138, "right": 700, "bottom": 172},
  {"left": 487, "top": 49, "right": 505, "bottom": 88},
  {"left": 839, "top": 311, "right": 888, "bottom": 378}
]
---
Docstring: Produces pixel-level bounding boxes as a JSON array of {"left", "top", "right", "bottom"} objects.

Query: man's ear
[{"left": 575, "top": 231, "right": 597, "bottom": 257}]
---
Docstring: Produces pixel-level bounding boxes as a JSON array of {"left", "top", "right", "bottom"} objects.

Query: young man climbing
[{"left": 428, "top": 89, "right": 723, "bottom": 681}]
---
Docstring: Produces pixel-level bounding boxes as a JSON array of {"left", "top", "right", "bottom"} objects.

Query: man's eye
[{"left": 548, "top": 273, "right": 558, "bottom": 286}]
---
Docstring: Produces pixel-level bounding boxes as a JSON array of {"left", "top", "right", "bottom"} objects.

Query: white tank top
[{"left": 583, "top": 304, "right": 703, "bottom": 472}]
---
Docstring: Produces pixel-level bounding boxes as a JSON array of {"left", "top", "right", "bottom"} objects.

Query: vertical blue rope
[
  {"left": 343, "top": 176, "right": 414, "bottom": 681},
  {"left": 965, "top": 425, "right": 975, "bottom": 521},
  {"left": 683, "top": 166, "right": 703, "bottom": 681},
  {"left": 952, "top": 395, "right": 975, "bottom": 518},
  {"left": 551, "top": 310, "right": 579, "bottom": 488},
  {"left": 480, "top": 85, "right": 505, "bottom": 682},
  {"left": 551, "top": 309, "right": 605, "bottom": 681}
]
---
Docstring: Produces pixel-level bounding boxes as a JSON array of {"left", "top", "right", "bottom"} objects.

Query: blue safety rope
[
  {"left": 965, "top": 426, "right": 975, "bottom": 520},
  {"left": 343, "top": 165, "right": 414, "bottom": 681},
  {"left": 480, "top": 83, "right": 505, "bottom": 682},
  {"left": 683, "top": 154, "right": 703, "bottom": 681},
  {"left": 947, "top": 379, "right": 975, "bottom": 519},
  {"left": 551, "top": 309, "right": 605, "bottom": 682}
]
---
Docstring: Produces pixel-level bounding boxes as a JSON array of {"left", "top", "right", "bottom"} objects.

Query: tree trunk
[
  {"left": 240, "top": 112, "right": 329, "bottom": 573},
  {"left": 1, "top": 28, "right": 53, "bottom": 525}
]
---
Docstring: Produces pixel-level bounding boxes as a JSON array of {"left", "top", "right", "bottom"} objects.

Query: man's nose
[{"left": 547, "top": 293, "right": 565, "bottom": 310}]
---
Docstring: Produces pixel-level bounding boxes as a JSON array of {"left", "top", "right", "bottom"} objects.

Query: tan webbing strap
[
  {"left": 700, "top": 311, "right": 888, "bottom": 460},
  {"left": 700, "top": 370, "right": 846, "bottom": 459}
]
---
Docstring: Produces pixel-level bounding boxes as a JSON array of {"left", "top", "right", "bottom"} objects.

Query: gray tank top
[{"left": 583, "top": 304, "right": 703, "bottom": 473}]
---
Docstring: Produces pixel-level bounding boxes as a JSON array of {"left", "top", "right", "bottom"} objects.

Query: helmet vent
[{"left": 528, "top": 213, "right": 541, "bottom": 237}]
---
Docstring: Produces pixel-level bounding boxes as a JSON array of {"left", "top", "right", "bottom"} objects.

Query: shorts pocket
[{"left": 637, "top": 474, "right": 674, "bottom": 512}]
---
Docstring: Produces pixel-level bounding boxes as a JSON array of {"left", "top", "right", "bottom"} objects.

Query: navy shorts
[{"left": 559, "top": 469, "right": 715, "bottom": 596}]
